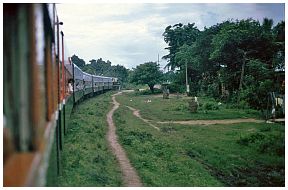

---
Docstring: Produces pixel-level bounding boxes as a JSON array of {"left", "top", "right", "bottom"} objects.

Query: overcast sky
[{"left": 56, "top": 3, "right": 284, "bottom": 70}]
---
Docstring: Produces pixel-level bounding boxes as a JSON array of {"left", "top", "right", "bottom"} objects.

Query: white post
[{"left": 186, "top": 61, "right": 189, "bottom": 94}]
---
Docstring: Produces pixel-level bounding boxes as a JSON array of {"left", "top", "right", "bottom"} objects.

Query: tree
[
  {"left": 109, "top": 64, "right": 129, "bottom": 83},
  {"left": 210, "top": 19, "right": 276, "bottom": 94},
  {"left": 162, "top": 23, "right": 200, "bottom": 70},
  {"left": 89, "top": 58, "right": 111, "bottom": 75},
  {"left": 130, "top": 62, "right": 163, "bottom": 92},
  {"left": 272, "top": 21, "right": 285, "bottom": 70},
  {"left": 208, "top": 18, "right": 284, "bottom": 109},
  {"left": 190, "top": 21, "right": 232, "bottom": 93},
  {"left": 71, "top": 54, "right": 86, "bottom": 68},
  {"left": 174, "top": 44, "right": 195, "bottom": 94},
  {"left": 162, "top": 18, "right": 285, "bottom": 111}
]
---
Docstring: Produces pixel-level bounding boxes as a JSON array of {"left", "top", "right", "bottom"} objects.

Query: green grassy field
[
  {"left": 50, "top": 91, "right": 284, "bottom": 187},
  {"left": 116, "top": 92, "right": 261, "bottom": 121},
  {"left": 57, "top": 92, "right": 122, "bottom": 186},
  {"left": 115, "top": 92, "right": 285, "bottom": 186}
]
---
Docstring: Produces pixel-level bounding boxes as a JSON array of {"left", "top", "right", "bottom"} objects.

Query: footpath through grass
[
  {"left": 114, "top": 92, "right": 284, "bottom": 186},
  {"left": 57, "top": 92, "right": 122, "bottom": 186},
  {"left": 116, "top": 92, "right": 261, "bottom": 121}
]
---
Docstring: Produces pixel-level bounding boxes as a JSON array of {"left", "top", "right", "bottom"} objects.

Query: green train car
[{"left": 3, "top": 3, "right": 117, "bottom": 186}]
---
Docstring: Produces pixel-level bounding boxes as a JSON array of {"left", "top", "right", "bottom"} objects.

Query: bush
[
  {"left": 172, "top": 104, "right": 188, "bottom": 111},
  {"left": 237, "top": 132, "right": 265, "bottom": 146},
  {"left": 161, "top": 126, "right": 176, "bottom": 133},
  {"left": 122, "top": 136, "right": 134, "bottom": 145},
  {"left": 237, "top": 130, "right": 284, "bottom": 156},
  {"left": 135, "top": 88, "right": 162, "bottom": 95},
  {"left": 203, "top": 102, "right": 219, "bottom": 110},
  {"left": 257, "top": 134, "right": 284, "bottom": 156},
  {"left": 237, "top": 79, "right": 274, "bottom": 110},
  {"left": 206, "top": 83, "right": 220, "bottom": 98},
  {"left": 168, "top": 83, "right": 186, "bottom": 93},
  {"left": 127, "top": 131, "right": 154, "bottom": 143},
  {"left": 238, "top": 100, "right": 250, "bottom": 109},
  {"left": 122, "top": 83, "right": 146, "bottom": 90}
]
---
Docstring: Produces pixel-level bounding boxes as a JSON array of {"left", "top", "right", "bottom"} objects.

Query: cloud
[{"left": 57, "top": 3, "right": 284, "bottom": 70}]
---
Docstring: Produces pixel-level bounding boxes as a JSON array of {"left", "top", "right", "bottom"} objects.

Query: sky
[{"left": 56, "top": 3, "right": 285, "bottom": 70}]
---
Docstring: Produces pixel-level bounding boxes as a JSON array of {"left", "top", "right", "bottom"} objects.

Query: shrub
[
  {"left": 203, "top": 102, "right": 219, "bottom": 110},
  {"left": 135, "top": 88, "right": 162, "bottom": 95},
  {"left": 237, "top": 130, "right": 284, "bottom": 156},
  {"left": 172, "top": 104, "right": 188, "bottom": 111},
  {"left": 161, "top": 126, "right": 176, "bottom": 133},
  {"left": 237, "top": 132, "right": 265, "bottom": 146},
  {"left": 256, "top": 134, "right": 285, "bottom": 156},
  {"left": 127, "top": 131, "right": 154, "bottom": 143},
  {"left": 122, "top": 136, "right": 135, "bottom": 145},
  {"left": 168, "top": 83, "right": 186, "bottom": 93},
  {"left": 206, "top": 83, "right": 220, "bottom": 98}
]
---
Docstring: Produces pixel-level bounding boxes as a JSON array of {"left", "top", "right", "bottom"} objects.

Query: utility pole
[
  {"left": 186, "top": 61, "right": 189, "bottom": 94},
  {"left": 239, "top": 51, "right": 246, "bottom": 92}
]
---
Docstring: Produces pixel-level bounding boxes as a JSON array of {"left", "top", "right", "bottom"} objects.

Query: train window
[{"left": 64, "top": 57, "right": 73, "bottom": 96}]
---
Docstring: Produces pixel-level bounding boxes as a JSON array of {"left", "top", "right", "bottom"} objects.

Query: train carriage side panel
[
  {"left": 4, "top": 3, "right": 60, "bottom": 186},
  {"left": 72, "top": 63, "right": 84, "bottom": 102},
  {"left": 83, "top": 72, "right": 93, "bottom": 95}
]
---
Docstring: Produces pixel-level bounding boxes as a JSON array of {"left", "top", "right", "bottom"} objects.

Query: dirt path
[
  {"left": 157, "top": 118, "right": 264, "bottom": 125},
  {"left": 126, "top": 106, "right": 160, "bottom": 131},
  {"left": 123, "top": 105, "right": 263, "bottom": 126},
  {"left": 106, "top": 92, "right": 142, "bottom": 187}
]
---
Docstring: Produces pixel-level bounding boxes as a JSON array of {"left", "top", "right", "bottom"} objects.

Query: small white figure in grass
[
  {"left": 271, "top": 107, "right": 276, "bottom": 120},
  {"left": 218, "top": 102, "right": 222, "bottom": 106},
  {"left": 194, "top": 96, "right": 199, "bottom": 106},
  {"left": 130, "top": 99, "right": 133, "bottom": 102}
]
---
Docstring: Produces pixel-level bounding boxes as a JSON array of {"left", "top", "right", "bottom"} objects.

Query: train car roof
[{"left": 71, "top": 62, "right": 115, "bottom": 80}]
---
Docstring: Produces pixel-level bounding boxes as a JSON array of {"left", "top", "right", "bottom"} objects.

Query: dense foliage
[
  {"left": 163, "top": 19, "right": 285, "bottom": 110},
  {"left": 130, "top": 62, "right": 163, "bottom": 92},
  {"left": 163, "top": 23, "right": 200, "bottom": 70}
]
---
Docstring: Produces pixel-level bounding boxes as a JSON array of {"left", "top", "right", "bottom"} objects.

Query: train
[{"left": 3, "top": 3, "right": 119, "bottom": 186}]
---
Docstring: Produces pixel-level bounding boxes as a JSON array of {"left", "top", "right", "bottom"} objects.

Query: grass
[
  {"left": 114, "top": 92, "right": 285, "bottom": 186},
  {"left": 116, "top": 92, "right": 261, "bottom": 121},
  {"left": 114, "top": 106, "right": 222, "bottom": 186},
  {"left": 57, "top": 91, "right": 122, "bottom": 186},
  {"left": 46, "top": 132, "right": 59, "bottom": 186}
]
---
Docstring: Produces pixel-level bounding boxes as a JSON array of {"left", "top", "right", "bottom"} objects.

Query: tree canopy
[
  {"left": 162, "top": 18, "right": 285, "bottom": 110},
  {"left": 130, "top": 62, "right": 163, "bottom": 92},
  {"left": 162, "top": 23, "right": 200, "bottom": 70},
  {"left": 71, "top": 54, "right": 85, "bottom": 68}
]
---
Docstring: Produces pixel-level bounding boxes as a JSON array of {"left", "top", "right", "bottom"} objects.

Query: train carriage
[
  {"left": 93, "top": 76, "right": 102, "bottom": 93},
  {"left": 4, "top": 4, "right": 59, "bottom": 186},
  {"left": 3, "top": 3, "right": 118, "bottom": 187},
  {"left": 72, "top": 63, "right": 84, "bottom": 102},
  {"left": 83, "top": 72, "right": 93, "bottom": 95},
  {"left": 102, "top": 77, "right": 109, "bottom": 90}
]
